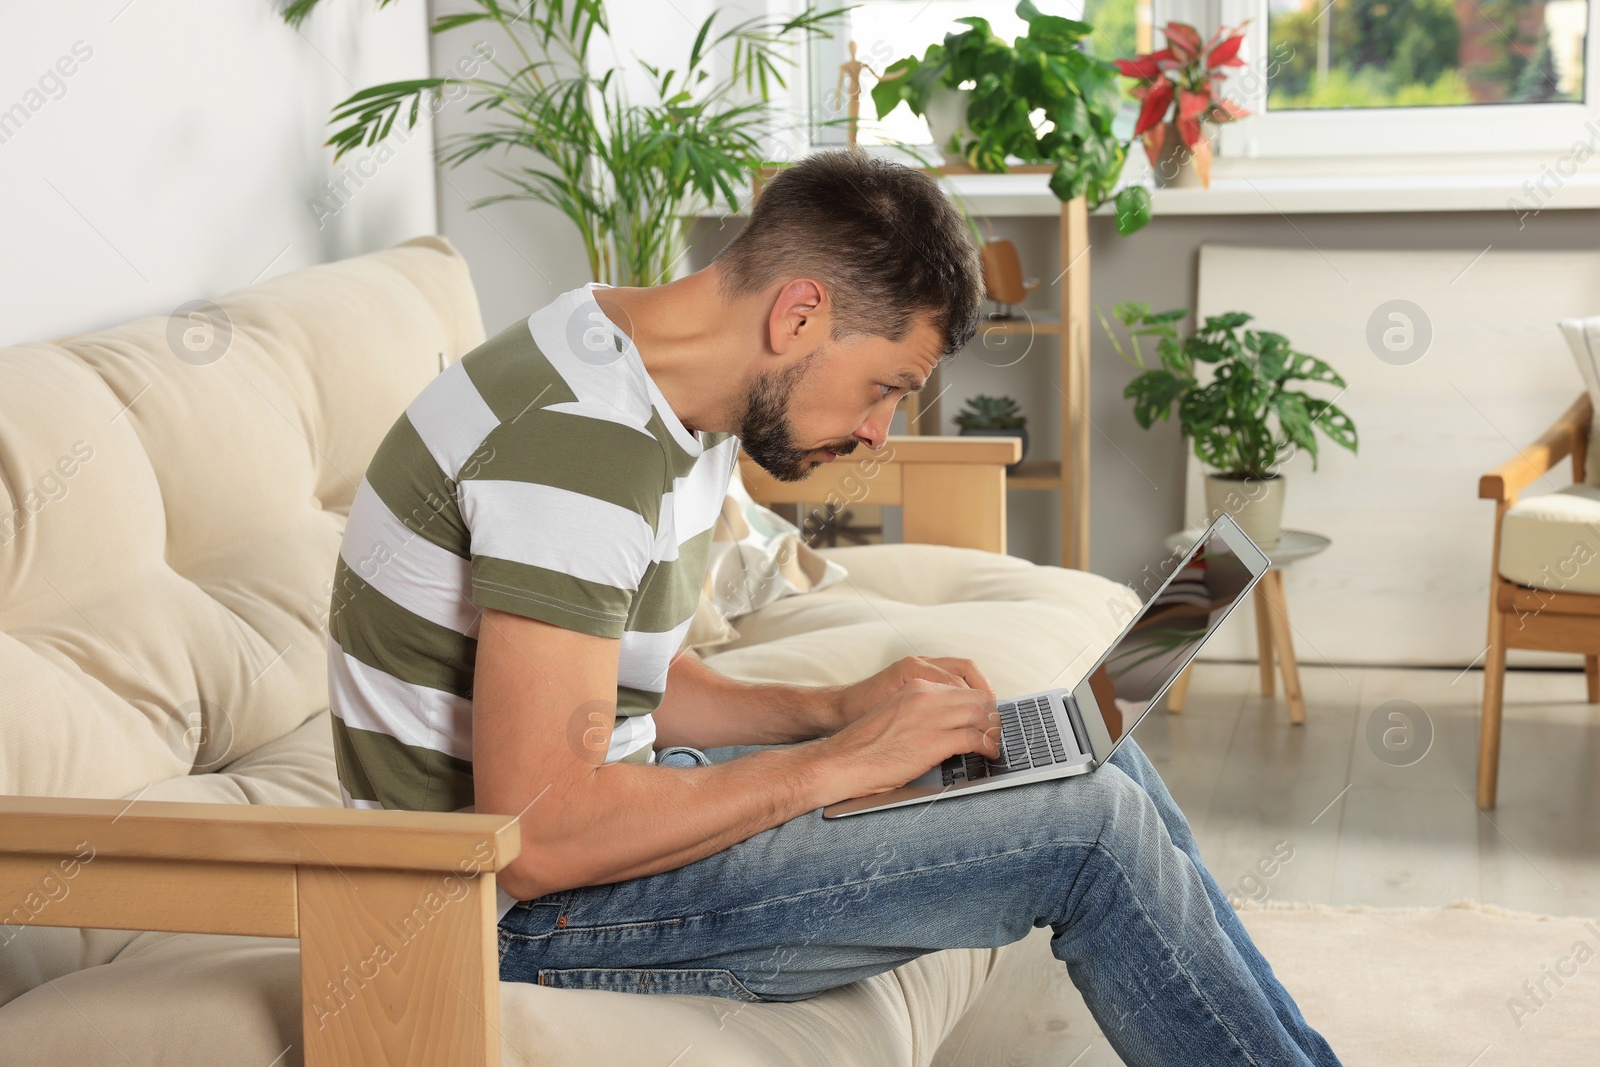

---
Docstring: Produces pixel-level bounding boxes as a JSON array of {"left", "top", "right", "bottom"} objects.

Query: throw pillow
[{"left": 677, "top": 471, "right": 848, "bottom": 655}]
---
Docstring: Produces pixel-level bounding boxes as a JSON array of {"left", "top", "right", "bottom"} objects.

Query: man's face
[{"left": 739, "top": 316, "right": 944, "bottom": 483}]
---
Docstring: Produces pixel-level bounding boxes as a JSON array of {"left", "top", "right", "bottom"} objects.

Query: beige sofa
[{"left": 0, "top": 236, "right": 1138, "bottom": 1066}]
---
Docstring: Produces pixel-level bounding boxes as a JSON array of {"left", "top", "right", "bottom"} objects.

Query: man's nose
[{"left": 854, "top": 404, "right": 894, "bottom": 450}]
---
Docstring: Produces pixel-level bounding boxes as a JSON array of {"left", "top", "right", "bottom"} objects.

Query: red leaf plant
[{"left": 1115, "top": 20, "right": 1250, "bottom": 164}]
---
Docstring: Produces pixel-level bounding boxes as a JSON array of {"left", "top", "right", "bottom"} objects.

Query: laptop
[{"left": 821, "top": 512, "right": 1272, "bottom": 818}]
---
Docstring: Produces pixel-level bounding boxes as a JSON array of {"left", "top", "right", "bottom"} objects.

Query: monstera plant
[{"left": 870, "top": 0, "right": 1152, "bottom": 235}]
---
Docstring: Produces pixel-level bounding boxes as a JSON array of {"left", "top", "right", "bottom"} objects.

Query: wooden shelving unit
[
  {"left": 752, "top": 161, "right": 1092, "bottom": 571},
  {"left": 900, "top": 164, "right": 1091, "bottom": 572}
]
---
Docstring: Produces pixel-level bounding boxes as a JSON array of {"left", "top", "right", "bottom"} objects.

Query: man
[{"left": 328, "top": 150, "right": 1340, "bottom": 1066}]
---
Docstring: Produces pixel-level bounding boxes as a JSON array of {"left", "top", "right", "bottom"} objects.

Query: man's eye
[{"left": 878, "top": 384, "right": 894, "bottom": 398}]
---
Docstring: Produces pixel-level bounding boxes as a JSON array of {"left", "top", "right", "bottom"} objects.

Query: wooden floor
[{"left": 1134, "top": 662, "right": 1600, "bottom": 920}]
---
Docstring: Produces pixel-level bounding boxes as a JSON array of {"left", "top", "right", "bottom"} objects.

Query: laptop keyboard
[{"left": 940, "top": 695, "right": 1070, "bottom": 787}]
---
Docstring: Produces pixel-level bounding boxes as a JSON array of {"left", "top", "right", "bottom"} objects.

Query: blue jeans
[{"left": 497, "top": 738, "right": 1341, "bottom": 1067}]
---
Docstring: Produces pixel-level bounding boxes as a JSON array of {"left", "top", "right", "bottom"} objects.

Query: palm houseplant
[
  {"left": 870, "top": 0, "right": 1152, "bottom": 236},
  {"left": 954, "top": 394, "right": 1029, "bottom": 473},
  {"left": 281, "top": 0, "right": 840, "bottom": 287},
  {"left": 1099, "top": 302, "right": 1358, "bottom": 547}
]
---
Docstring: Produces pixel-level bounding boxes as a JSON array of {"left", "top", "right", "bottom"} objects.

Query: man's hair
[{"left": 713, "top": 150, "right": 983, "bottom": 358}]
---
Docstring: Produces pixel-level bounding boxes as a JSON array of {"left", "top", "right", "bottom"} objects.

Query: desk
[{"left": 1161, "top": 528, "right": 1331, "bottom": 724}]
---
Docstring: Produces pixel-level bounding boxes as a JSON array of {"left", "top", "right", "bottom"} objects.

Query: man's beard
[{"left": 737, "top": 350, "right": 855, "bottom": 483}]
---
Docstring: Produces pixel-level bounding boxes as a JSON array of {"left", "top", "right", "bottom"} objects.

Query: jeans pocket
[{"left": 533, "top": 965, "right": 766, "bottom": 1003}]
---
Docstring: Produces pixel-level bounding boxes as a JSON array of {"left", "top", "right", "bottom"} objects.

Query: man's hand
[
  {"left": 815, "top": 676, "right": 1001, "bottom": 800},
  {"left": 832, "top": 654, "right": 997, "bottom": 730}
]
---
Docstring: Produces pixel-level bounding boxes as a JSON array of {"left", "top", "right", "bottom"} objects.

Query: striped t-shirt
[{"left": 327, "top": 283, "right": 739, "bottom": 908}]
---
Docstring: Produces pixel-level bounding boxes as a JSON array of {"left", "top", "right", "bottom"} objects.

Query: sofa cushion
[
  {"left": 1497, "top": 485, "right": 1600, "bottom": 594},
  {"left": 0, "top": 924, "right": 997, "bottom": 1067},
  {"left": 0, "top": 708, "right": 340, "bottom": 1011},
  {"left": 0, "top": 236, "right": 485, "bottom": 801},
  {"left": 703, "top": 542, "right": 1140, "bottom": 697}
]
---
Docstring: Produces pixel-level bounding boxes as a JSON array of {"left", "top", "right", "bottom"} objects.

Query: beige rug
[{"left": 936, "top": 901, "right": 1600, "bottom": 1066}]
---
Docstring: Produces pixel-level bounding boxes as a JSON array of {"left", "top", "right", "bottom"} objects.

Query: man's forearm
[
  {"left": 506, "top": 739, "right": 843, "bottom": 899},
  {"left": 650, "top": 651, "right": 845, "bottom": 750}
]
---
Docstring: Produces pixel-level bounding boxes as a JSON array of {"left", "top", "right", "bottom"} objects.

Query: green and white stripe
[{"left": 328, "top": 283, "right": 738, "bottom": 845}]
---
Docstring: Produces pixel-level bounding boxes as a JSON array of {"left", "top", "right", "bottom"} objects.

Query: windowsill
[{"left": 937, "top": 152, "right": 1600, "bottom": 217}]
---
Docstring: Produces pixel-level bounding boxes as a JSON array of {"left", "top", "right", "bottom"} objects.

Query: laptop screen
[{"left": 1073, "top": 514, "right": 1269, "bottom": 763}]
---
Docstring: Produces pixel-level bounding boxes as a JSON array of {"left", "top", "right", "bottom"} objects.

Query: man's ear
[{"left": 767, "top": 278, "right": 827, "bottom": 355}]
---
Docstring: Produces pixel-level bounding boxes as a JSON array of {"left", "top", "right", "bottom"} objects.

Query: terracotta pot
[
  {"left": 1144, "top": 121, "right": 1212, "bottom": 189},
  {"left": 1204, "top": 471, "right": 1284, "bottom": 548}
]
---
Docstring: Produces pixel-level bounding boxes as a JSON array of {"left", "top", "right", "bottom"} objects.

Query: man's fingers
[
  {"left": 899, "top": 656, "right": 968, "bottom": 690},
  {"left": 964, "top": 724, "right": 1001, "bottom": 758},
  {"left": 926, "top": 656, "right": 995, "bottom": 697}
]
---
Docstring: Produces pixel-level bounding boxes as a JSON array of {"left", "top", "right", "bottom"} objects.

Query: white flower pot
[
  {"left": 923, "top": 87, "right": 971, "bottom": 166},
  {"left": 1204, "top": 472, "right": 1285, "bottom": 549}
]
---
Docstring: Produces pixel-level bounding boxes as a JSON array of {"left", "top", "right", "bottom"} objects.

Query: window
[
  {"left": 1266, "top": 0, "right": 1585, "bottom": 110},
  {"left": 800, "top": 0, "right": 1600, "bottom": 162},
  {"left": 806, "top": 0, "right": 1143, "bottom": 148},
  {"left": 1207, "top": 0, "right": 1600, "bottom": 156}
]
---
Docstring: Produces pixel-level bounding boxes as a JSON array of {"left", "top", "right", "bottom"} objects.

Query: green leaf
[
  {"left": 1125, "top": 371, "right": 1189, "bottom": 429},
  {"left": 1279, "top": 350, "right": 1346, "bottom": 387},
  {"left": 1025, "top": 12, "right": 1094, "bottom": 54},
  {"left": 1203, "top": 311, "right": 1253, "bottom": 332},
  {"left": 1304, "top": 399, "right": 1359, "bottom": 454},
  {"left": 1114, "top": 186, "right": 1152, "bottom": 236},
  {"left": 1048, "top": 162, "right": 1087, "bottom": 201}
]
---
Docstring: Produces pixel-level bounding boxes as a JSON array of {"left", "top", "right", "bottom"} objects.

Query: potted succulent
[
  {"left": 955, "top": 395, "right": 1029, "bottom": 473},
  {"left": 1114, "top": 21, "right": 1250, "bottom": 189},
  {"left": 871, "top": 0, "right": 1152, "bottom": 235},
  {"left": 1098, "top": 302, "right": 1358, "bottom": 547}
]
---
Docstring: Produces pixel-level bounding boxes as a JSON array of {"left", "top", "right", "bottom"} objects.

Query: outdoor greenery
[
  {"left": 954, "top": 394, "right": 1027, "bottom": 430},
  {"left": 869, "top": 0, "right": 1152, "bottom": 235},
  {"left": 1082, "top": 0, "right": 1139, "bottom": 68},
  {"left": 280, "top": 0, "right": 838, "bottom": 287},
  {"left": 1099, "top": 302, "right": 1359, "bottom": 479},
  {"left": 1269, "top": 0, "right": 1570, "bottom": 109}
]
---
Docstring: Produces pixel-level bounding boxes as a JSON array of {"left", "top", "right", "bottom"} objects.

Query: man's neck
[{"left": 591, "top": 269, "right": 747, "bottom": 437}]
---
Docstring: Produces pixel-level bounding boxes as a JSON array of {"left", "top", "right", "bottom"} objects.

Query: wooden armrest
[
  {"left": 0, "top": 796, "right": 518, "bottom": 1066},
  {"left": 1479, "top": 393, "right": 1592, "bottom": 503},
  {"left": 740, "top": 435, "right": 1020, "bottom": 554},
  {"left": 0, "top": 795, "right": 519, "bottom": 871}
]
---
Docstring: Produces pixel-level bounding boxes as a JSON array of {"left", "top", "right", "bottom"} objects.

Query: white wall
[{"left": 1, "top": 0, "right": 436, "bottom": 346}]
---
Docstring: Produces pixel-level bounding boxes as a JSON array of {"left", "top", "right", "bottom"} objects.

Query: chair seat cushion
[{"left": 1498, "top": 485, "right": 1600, "bottom": 594}]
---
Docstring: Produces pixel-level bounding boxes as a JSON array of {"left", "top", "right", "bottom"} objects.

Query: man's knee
[
  {"left": 946, "top": 764, "right": 1164, "bottom": 858},
  {"left": 1043, "top": 763, "right": 1170, "bottom": 867}
]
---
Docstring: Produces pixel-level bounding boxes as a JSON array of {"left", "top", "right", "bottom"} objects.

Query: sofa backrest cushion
[{"left": 0, "top": 235, "right": 486, "bottom": 798}]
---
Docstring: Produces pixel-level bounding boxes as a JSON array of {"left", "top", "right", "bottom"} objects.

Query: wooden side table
[{"left": 1161, "top": 528, "right": 1332, "bottom": 725}]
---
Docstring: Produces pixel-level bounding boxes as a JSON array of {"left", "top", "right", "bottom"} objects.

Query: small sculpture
[{"left": 836, "top": 41, "right": 877, "bottom": 147}]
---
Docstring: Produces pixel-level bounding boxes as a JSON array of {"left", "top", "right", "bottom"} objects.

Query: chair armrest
[
  {"left": 739, "top": 435, "right": 1020, "bottom": 553},
  {"left": 0, "top": 796, "right": 519, "bottom": 1066},
  {"left": 1479, "top": 393, "right": 1592, "bottom": 503}
]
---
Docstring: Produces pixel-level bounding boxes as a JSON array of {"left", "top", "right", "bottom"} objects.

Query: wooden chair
[
  {"left": 1477, "top": 392, "right": 1599, "bottom": 809},
  {"left": 0, "top": 434, "right": 1018, "bottom": 1067}
]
